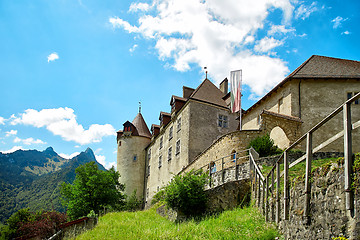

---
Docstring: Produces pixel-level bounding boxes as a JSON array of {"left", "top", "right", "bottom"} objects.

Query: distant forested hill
[{"left": 0, "top": 147, "right": 106, "bottom": 223}]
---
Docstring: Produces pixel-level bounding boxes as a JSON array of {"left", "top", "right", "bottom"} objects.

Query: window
[
  {"left": 218, "top": 114, "right": 228, "bottom": 128},
  {"left": 278, "top": 97, "right": 283, "bottom": 113},
  {"left": 347, "top": 92, "right": 359, "bottom": 104},
  {"left": 147, "top": 149, "right": 151, "bottom": 160},
  {"left": 160, "top": 137, "right": 163, "bottom": 149},
  {"left": 168, "top": 147, "right": 172, "bottom": 161},
  {"left": 176, "top": 140, "right": 181, "bottom": 155},
  {"left": 177, "top": 118, "right": 181, "bottom": 132},
  {"left": 158, "top": 155, "right": 162, "bottom": 168},
  {"left": 210, "top": 162, "right": 216, "bottom": 173},
  {"left": 169, "top": 126, "right": 173, "bottom": 140},
  {"left": 231, "top": 150, "right": 236, "bottom": 163},
  {"left": 133, "top": 155, "right": 137, "bottom": 161}
]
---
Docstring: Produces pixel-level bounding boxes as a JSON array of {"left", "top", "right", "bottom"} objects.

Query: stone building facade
[{"left": 116, "top": 55, "right": 360, "bottom": 205}]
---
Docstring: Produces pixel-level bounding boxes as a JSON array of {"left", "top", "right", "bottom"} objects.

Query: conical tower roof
[{"left": 132, "top": 113, "right": 151, "bottom": 138}]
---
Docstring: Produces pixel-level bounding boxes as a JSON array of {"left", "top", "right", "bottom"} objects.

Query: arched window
[
  {"left": 210, "top": 161, "right": 216, "bottom": 173},
  {"left": 231, "top": 150, "right": 236, "bottom": 163}
]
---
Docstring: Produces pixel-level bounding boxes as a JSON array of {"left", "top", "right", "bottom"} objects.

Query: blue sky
[{"left": 0, "top": 0, "right": 359, "bottom": 169}]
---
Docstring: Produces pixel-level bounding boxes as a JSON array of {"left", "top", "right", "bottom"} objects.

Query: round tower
[{"left": 117, "top": 112, "right": 151, "bottom": 200}]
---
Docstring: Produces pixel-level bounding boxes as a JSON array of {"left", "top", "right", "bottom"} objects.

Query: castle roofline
[{"left": 243, "top": 55, "right": 360, "bottom": 117}]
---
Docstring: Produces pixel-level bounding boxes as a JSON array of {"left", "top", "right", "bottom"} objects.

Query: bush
[
  {"left": 248, "top": 134, "right": 282, "bottom": 157},
  {"left": 151, "top": 189, "right": 165, "bottom": 205},
  {"left": 164, "top": 170, "right": 208, "bottom": 217},
  {"left": 124, "top": 190, "right": 143, "bottom": 211}
]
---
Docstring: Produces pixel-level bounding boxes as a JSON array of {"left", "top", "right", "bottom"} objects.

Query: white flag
[{"left": 230, "top": 70, "right": 242, "bottom": 113}]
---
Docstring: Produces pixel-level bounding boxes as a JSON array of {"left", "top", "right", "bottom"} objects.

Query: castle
[{"left": 116, "top": 55, "right": 360, "bottom": 206}]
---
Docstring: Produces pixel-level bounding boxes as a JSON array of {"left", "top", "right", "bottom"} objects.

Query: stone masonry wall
[{"left": 256, "top": 161, "right": 360, "bottom": 240}]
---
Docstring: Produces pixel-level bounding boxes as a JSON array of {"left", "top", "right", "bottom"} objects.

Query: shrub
[
  {"left": 151, "top": 189, "right": 165, "bottom": 205},
  {"left": 248, "top": 134, "right": 282, "bottom": 157},
  {"left": 124, "top": 190, "right": 143, "bottom": 211},
  {"left": 164, "top": 170, "right": 208, "bottom": 217}
]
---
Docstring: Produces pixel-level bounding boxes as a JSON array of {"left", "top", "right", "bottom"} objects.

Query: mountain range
[{"left": 0, "top": 147, "right": 105, "bottom": 223}]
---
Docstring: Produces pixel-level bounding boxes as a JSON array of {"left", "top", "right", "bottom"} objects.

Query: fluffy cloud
[
  {"left": 342, "top": 31, "right": 350, "bottom": 35},
  {"left": 0, "top": 146, "right": 23, "bottom": 154},
  {"left": 110, "top": 0, "right": 295, "bottom": 97},
  {"left": 254, "top": 37, "right": 284, "bottom": 53},
  {"left": 129, "top": 44, "right": 138, "bottom": 53},
  {"left": 295, "top": 2, "right": 318, "bottom": 20},
  {"left": 0, "top": 117, "right": 5, "bottom": 125},
  {"left": 59, "top": 152, "right": 80, "bottom": 159},
  {"left": 11, "top": 107, "right": 116, "bottom": 145},
  {"left": 5, "top": 130, "right": 17, "bottom": 137},
  {"left": 47, "top": 52, "right": 59, "bottom": 62},
  {"left": 96, "top": 154, "right": 116, "bottom": 170},
  {"left": 332, "top": 16, "right": 348, "bottom": 29},
  {"left": 14, "top": 137, "right": 46, "bottom": 145}
]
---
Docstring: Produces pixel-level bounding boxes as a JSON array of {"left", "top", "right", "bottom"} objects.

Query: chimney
[{"left": 219, "top": 78, "right": 228, "bottom": 94}]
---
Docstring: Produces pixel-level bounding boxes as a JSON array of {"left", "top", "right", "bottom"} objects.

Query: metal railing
[
  {"left": 195, "top": 148, "right": 251, "bottom": 187},
  {"left": 249, "top": 92, "right": 360, "bottom": 223}
]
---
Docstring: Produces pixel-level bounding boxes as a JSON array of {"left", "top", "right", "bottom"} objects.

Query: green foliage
[
  {"left": 151, "top": 189, "right": 165, "bottom": 205},
  {"left": 60, "top": 162, "right": 126, "bottom": 220},
  {"left": 124, "top": 190, "right": 143, "bottom": 211},
  {"left": 352, "top": 153, "right": 360, "bottom": 193},
  {"left": 0, "top": 147, "right": 104, "bottom": 224},
  {"left": 164, "top": 170, "right": 208, "bottom": 217},
  {"left": 0, "top": 208, "right": 67, "bottom": 240},
  {"left": 248, "top": 134, "right": 282, "bottom": 157},
  {"left": 76, "top": 205, "right": 280, "bottom": 240}
]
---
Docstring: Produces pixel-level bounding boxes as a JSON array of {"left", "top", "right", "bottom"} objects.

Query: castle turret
[{"left": 117, "top": 112, "right": 151, "bottom": 200}]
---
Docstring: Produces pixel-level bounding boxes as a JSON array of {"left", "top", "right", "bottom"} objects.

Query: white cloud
[
  {"left": 0, "top": 146, "right": 23, "bottom": 154},
  {"left": 110, "top": 0, "right": 295, "bottom": 97},
  {"left": 11, "top": 107, "right": 116, "bottom": 145},
  {"left": 129, "top": 44, "right": 138, "bottom": 53},
  {"left": 129, "top": 2, "right": 152, "bottom": 12},
  {"left": 254, "top": 37, "right": 284, "bottom": 53},
  {"left": 0, "top": 117, "right": 5, "bottom": 125},
  {"left": 14, "top": 137, "right": 46, "bottom": 145},
  {"left": 95, "top": 148, "right": 103, "bottom": 154},
  {"left": 332, "top": 16, "right": 348, "bottom": 29},
  {"left": 342, "top": 31, "right": 350, "bottom": 35},
  {"left": 59, "top": 152, "right": 80, "bottom": 159},
  {"left": 268, "top": 25, "right": 295, "bottom": 36},
  {"left": 47, "top": 52, "right": 59, "bottom": 62},
  {"left": 295, "top": 2, "right": 318, "bottom": 20},
  {"left": 5, "top": 130, "right": 17, "bottom": 137},
  {"left": 95, "top": 154, "right": 116, "bottom": 170}
]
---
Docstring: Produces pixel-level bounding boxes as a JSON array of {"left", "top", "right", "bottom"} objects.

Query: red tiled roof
[{"left": 132, "top": 113, "right": 151, "bottom": 138}]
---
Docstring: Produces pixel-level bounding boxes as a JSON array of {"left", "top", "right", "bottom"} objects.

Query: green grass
[
  {"left": 261, "top": 157, "right": 341, "bottom": 181},
  {"left": 75, "top": 205, "right": 281, "bottom": 240}
]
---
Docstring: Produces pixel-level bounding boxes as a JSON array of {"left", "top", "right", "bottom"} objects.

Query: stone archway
[
  {"left": 260, "top": 110, "right": 302, "bottom": 147},
  {"left": 270, "top": 126, "right": 290, "bottom": 149}
]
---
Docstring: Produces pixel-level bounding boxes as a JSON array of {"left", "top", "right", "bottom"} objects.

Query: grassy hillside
[{"left": 76, "top": 205, "right": 281, "bottom": 240}]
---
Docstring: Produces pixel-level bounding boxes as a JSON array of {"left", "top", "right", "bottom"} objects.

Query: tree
[
  {"left": 248, "top": 134, "right": 282, "bottom": 157},
  {"left": 0, "top": 209, "right": 67, "bottom": 240},
  {"left": 60, "top": 162, "right": 125, "bottom": 220},
  {"left": 164, "top": 170, "right": 208, "bottom": 217}
]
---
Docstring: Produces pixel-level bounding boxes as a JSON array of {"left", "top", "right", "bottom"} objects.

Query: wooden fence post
[
  {"left": 254, "top": 171, "right": 258, "bottom": 196},
  {"left": 257, "top": 174, "right": 261, "bottom": 208},
  {"left": 222, "top": 158, "right": 225, "bottom": 183},
  {"left": 304, "top": 132, "right": 313, "bottom": 220},
  {"left": 343, "top": 103, "right": 354, "bottom": 212},
  {"left": 276, "top": 161, "right": 280, "bottom": 223},
  {"left": 271, "top": 170, "right": 275, "bottom": 221},
  {"left": 284, "top": 151, "right": 289, "bottom": 220},
  {"left": 209, "top": 162, "right": 212, "bottom": 188},
  {"left": 265, "top": 176, "right": 269, "bottom": 221}
]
